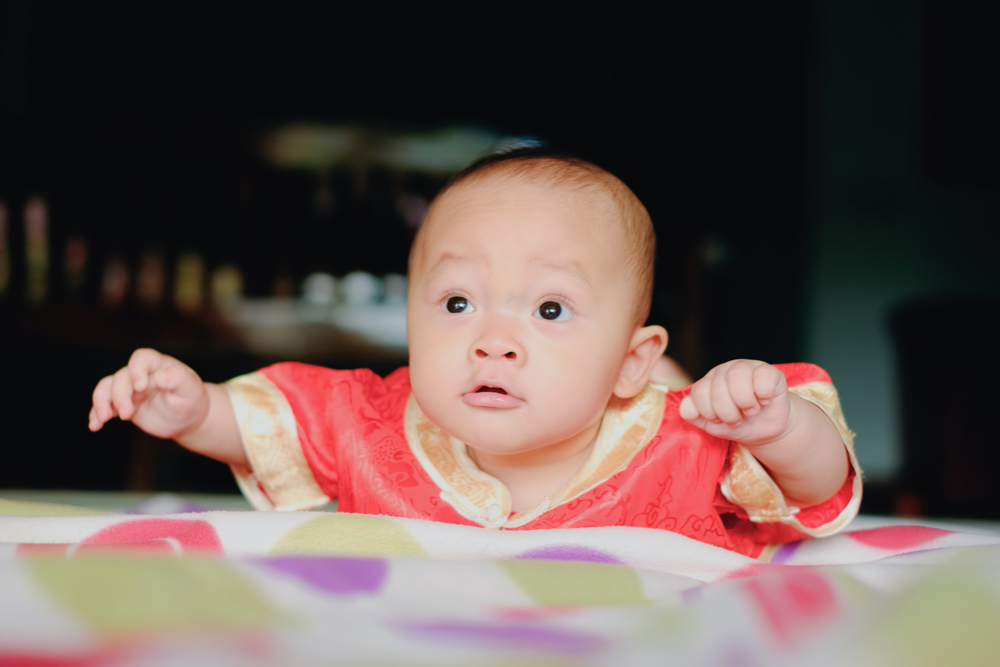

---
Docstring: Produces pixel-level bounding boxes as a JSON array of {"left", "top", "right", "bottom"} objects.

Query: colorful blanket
[{"left": 2, "top": 497, "right": 999, "bottom": 665}]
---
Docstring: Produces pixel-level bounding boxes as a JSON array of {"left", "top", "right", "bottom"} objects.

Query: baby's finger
[
  {"left": 88, "top": 406, "right": 104, "bottom": 432},
  {"left": 725, "top": 361, "right": 761, "bottom": 416},
  {"left": 710, "top": 368, "right": 743, "bottom": 424},
  {"left": 678, "top": 395, "right": 703, "bottom": 423},
  {"left": 109, "top": 366, "right": 137, "bottom": 421},
  {"left": 91, "top": 375, "right": 119, "bottom": 425},
  {"left": 127, "top": 348, "right": 166, "bottom": 392},
  {"left": 687, "top": 377, "right": 719, "bottom": 423},
  {"left": 752, "top": 363, "right": 786, "bottom": 405}
]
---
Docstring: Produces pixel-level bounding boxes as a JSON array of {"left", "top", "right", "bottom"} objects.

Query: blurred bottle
[
  {"left": 211, "top": 264, "right": 244, "bottom": 304},
  {"left": 174, "top": 252, "right": 206, "bottom": 314},
  {"left": 300, "top": 272, "right": 336, "bottom": 322},
  {"left": 24, "top": 196, "right": 49, "bottom": 304},
  {"left": 135, "top": 250, "right": 166, "bottom": 308},
  {"left": 302, "top": 272, "right": 336, "bottom": 306},
  {"left": 0, "top": 200, "right": 9, "bottom": 296},
  {"left": 273, "top": 274, "right": 295, "bottom": 298},
  {"left": 100, "top": 254, "right": 130, "bottom": 309},
  {"left": 64, "top": 236, "right": 88, "bottom": 297},
  {"left": 340, "top": 271, "right": 383, "bottom": 305},
  {"left": 397, "top": 193, "right": 428, "bottom": 231},
  {"left": 383, "top": 273, "right": 408, "bottom": 306}
]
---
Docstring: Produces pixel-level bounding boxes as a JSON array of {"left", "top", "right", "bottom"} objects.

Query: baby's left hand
[{"left": 679, "top": 360, "right": 791, "bottom": 446}]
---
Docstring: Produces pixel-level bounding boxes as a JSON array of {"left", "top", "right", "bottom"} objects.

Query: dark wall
[
  {"left": 2, "top": 3, "right": 812, "bottom": 362},
  {"left": 6, "top": 4, "right": 931, "bottom": 496}
]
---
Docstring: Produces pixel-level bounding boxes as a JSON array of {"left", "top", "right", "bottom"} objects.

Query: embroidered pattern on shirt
[{"left": 403, "top": 384, "right": 666, "bottom": 528}]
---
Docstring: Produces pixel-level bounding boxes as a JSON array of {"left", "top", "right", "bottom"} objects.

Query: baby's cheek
[{"left": 409, "top": 344, "right": 461, "bottom": 405}]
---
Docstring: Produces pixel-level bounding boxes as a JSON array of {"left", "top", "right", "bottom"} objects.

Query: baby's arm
[
  {"left": 679, "top": 360, "right": 848, "bottom": 506},
  {"left": 89, "top": 348, "right": 248, "bottom": 467}
]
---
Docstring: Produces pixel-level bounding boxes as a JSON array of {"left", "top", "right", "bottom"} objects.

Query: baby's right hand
[{"left": 89, "top": 348, "right": 210, "bottom": 440}]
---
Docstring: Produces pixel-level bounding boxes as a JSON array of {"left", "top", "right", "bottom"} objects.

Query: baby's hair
[{"left": 416, "top": 147, "right": 656, "bottom": 326}]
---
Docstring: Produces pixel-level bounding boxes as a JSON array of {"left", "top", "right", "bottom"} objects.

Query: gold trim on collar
[{"left": 403, "top": 384, "right": 667, "bottom": 528}]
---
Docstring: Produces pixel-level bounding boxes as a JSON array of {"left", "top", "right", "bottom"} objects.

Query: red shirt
[{"left": 227, "top": 362, "right": 860, "bottom": 559}]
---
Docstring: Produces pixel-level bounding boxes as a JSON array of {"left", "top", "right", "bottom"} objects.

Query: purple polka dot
[
  {"left": 259, "top": 556, "right": 387, "bottom": 595},
  {"left": 127, "top": 500, "right": 213, "bottom": 514},
  {"left": 515, "top": 545, "right": 622, "bottom": 565},
  {"left": 400, "top": 621, "right": 603, "bottom": 654},
  {"left": 770, "top": 540, "right": 803, "bottom": 564},
  {"left": 681, "top": 585, "right": 706, "bottom": 604}
]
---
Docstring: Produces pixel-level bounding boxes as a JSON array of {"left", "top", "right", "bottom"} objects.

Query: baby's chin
[
  {"left": 438, "top": 419, "right": 593, "bottom": 459},
  {"left": 439, "top": 424, "right": 538, "bottom": 454}
]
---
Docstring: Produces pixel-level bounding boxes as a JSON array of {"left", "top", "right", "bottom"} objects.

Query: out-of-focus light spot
[
  {"left": 314, "top": 172, "right": 336, "bottom": 217},
  {"left": 383, "top": 274, "right": 408, "bottom": 306},
  {"left": 261, "top": 124, "right": 538, "bottom": 175},
  {"left": 101, "top": 255, "right": 129, "bottom": 309},
  {"left": 24, "top": 196, "right": 49, "bottom": 304},
  {"left": 378, "top": 126, "right": 506, "bottom": 173},
  {"left": 174, "top": 252, "right": 205, "bottom": 314},
  {"left": 262, "top": 125, "right": 361, "bottom": 171},
  {"left": 64, "top": 236, "right": 88, "bottom": 294},
  {"left": 211, "top": 265, "right": 244, "bottom": 304},
  {"left": 700, "top": 237, "right": 731, "bottom": 268},
  {"left": 136, "top": 251, "right": 166, "bottom": 307},
  {"left": 273, "top": 275, "right": 295, "bottom": 298},
  {"left": 397, "top": 194, "right": 428, "bottom": 230},
  {"left": 340, "top": 271, "right": 382, "bottom": 305},
  {"left": 301, "top": 273, "right": 336, "bottom": 306},
  {"left": 492, "top": 136, "right": 546, "bottom": 153}
]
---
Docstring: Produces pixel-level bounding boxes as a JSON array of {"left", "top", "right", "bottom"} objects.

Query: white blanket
[{"left": 2, "top": 497, "right": 999, "bottom": 665}]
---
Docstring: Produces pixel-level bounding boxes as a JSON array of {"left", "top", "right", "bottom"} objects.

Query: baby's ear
[{"left": 613, "top": 325, "right": 669, "bottom": 399}]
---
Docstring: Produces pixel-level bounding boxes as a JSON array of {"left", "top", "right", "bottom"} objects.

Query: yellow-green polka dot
[
  {"left": 500, "top": 559, "right": 647, "bottom": 606},
  {"left": 271, "top": 513, "right": 425, "bottom": 557},
  {"left": 868, "top": 572, "right": 1000, "bottom": 667},
  {"left": 29, "top": 557, "right": 282, "bottom": 637},
  {"left": 0, "top": 498, "right": 108, "bottom": 516}
]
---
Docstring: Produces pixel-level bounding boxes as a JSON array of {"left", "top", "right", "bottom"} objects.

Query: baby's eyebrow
[
  {"left": 530, "top": 258, "right": 593, "bottom": 288},
  {"left": 423, "top": 253, "right": 484, "bottom": 278}
]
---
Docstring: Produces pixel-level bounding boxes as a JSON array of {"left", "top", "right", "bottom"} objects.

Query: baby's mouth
[{"left": 464, "top": 384, "right": 522, "bottom": 408}]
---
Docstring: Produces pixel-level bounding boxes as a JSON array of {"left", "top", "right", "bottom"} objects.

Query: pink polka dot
[
  {"left": 78, "top": 519, "right": 223, "bottom": 555},
  {"left": 846, "top": 525, "right": 952, "bottom": 550}
]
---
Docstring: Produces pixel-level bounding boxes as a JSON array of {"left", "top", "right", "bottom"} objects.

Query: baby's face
[{"left": 407, "top": 176, "right": 639, "bottom": 460}]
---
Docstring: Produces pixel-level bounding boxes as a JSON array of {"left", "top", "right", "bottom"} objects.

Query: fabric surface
[
  {"left": 2, "top": 500, "right": 999, "bottom": 665},
  {"left": 228, "top": 362, "right": 861, "bottom": 557}
]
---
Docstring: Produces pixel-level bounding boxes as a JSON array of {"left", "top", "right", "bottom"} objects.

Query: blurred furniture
[{"left": 891, "top": 296, "right": 1000, "bottom": 519}]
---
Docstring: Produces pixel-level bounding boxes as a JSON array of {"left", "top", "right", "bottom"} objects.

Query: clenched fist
[{"left": 679, "top": 359, "right": 793, "bottom": 446}]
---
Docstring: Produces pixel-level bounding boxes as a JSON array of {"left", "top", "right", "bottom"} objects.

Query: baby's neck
[{"left": 466, "top": 423, "right": 600, "bottom": 513}]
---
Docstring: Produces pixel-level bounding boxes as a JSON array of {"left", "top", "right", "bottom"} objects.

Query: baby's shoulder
[{"left": 256, "top": 363, "right": 410, "bottom": 411}]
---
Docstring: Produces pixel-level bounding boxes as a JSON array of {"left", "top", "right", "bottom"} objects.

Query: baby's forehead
[
  {"left": 418, "top": 184, "right": 617, "bottom": 267},
  {"left": 411, "top": 189, "right": 633, "bottom": 298},
  {"left": 428, "top": 173, "right": 624, "bottom": 237},
  {"left": 409, "top": 160, "right": 652, "bottom": 323}
]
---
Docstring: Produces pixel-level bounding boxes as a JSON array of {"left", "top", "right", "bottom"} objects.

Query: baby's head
[
  {"left": 413, "top": 150, "right": 656, "bottom": 326},
  {"left": 406, "top": 150, "right": 667, "bottom": 462}
]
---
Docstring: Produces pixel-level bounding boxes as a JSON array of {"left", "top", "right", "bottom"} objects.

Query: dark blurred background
[{"left": 1, "top": 2, "right": 998, "bottom": 518}]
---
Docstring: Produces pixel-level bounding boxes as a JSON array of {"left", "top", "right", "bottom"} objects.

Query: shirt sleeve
[
  {"left": 717, "top": 362, "right": 863, "bottom": 538},
  {"left": 224, "top": 363, "right": 337, "bottom": 511}
]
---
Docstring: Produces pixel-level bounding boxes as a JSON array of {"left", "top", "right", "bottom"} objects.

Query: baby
[{"left": 89, "top": 150, "right": 860, "bottom": 558}]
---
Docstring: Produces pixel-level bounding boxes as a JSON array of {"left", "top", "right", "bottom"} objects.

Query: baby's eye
[
  {"left": 444, "top": 296, "right": 474, "bottom": 314},
  {"left": 535, "top": 301, "right": 573, "bottom": 321}
]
